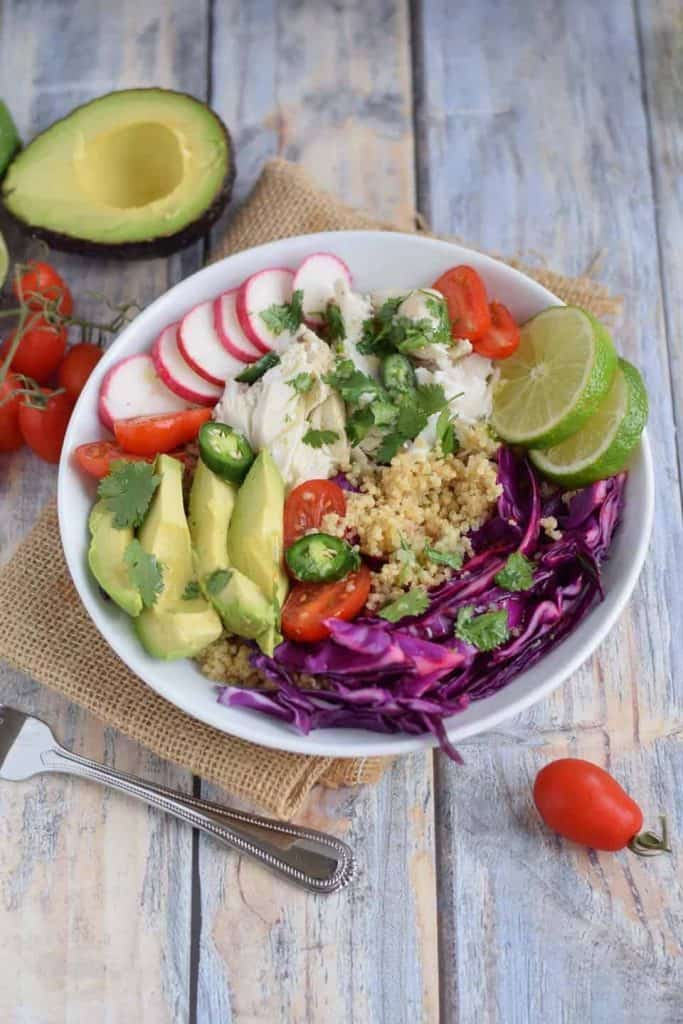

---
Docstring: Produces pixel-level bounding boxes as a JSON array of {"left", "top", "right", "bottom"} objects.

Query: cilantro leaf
[
  {"left": 415, "top": 382, "right": 448, "bottom": 416},
  {"left": 494, "top": 552, "right": 535, "bottom": 592},
  {"left": 323, "top": 302, "right": 345, "bottom": 342},
  {"left": 455, "top": 606, "right": 510, "bottom": 651},
  {"left": 357, "top": 296, "right": 404, "bottom": 356},
  {"left": 97, "top": 461, "right": 160, "bottom": 529},
  {"left": 302, "top": 428, "right": 340, "bottom": 448},
  {"left": 374, "top": 384, "right": 448, "bottom": 464},
  {"left": 182, "top": 580, "right": 201, "bottom": 600},
  {"left": 206, "top": 569, "right": 233, "bottom": 596},
  {"left": 260, "top": 288, "right": 304, "bottom": 336},
  {"left": 346, "top": 406, "right": 375, "bottom": 446},
  {"left": 288, "top": 372, "right": 314, "bottom": 394},
  {"left": 124, "top": 539, "right": 164, "bottom": 608},
  {"left": 374, "top": 430, "right": 408, "bottom": 464},
  {"left": 436, "top": 406, "right": 459, "bottom": 456},
  {"left": 370, "top": 398, "right": 399, "bottom": 428},
  {"left": 379, "top": 587, "right": 430, "bottom": 623},
  {"left": 424, "top": 543, "right": 463, "bottom": 571},
  {"left": 359, "top": 293, "right": 451, "bottom": 356},
  {"left": 325, "top": 359, "right": 382, "bottom": 407},
  {"left": 397, "top": 533, "right": 417, "bottom": 584}
]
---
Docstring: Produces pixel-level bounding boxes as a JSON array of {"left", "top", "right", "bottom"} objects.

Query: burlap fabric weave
[{"left": 0, "top": 159, "right": 620, "bottom": 817}]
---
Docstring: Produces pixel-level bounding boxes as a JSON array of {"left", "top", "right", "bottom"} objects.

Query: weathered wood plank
[
  {"left": 0, "top": 2, "right": 212, "bottom": 1019},
  {"left": 414, "top": 0, "right": 683, "bottom": 1020},
  {"left": 197, "top": 3, "right": 440, "bottom": 1022}
]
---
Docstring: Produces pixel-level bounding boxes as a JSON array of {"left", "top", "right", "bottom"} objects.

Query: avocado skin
[{"left": 1, "top": 88, "right": 236, "bottom": 260}]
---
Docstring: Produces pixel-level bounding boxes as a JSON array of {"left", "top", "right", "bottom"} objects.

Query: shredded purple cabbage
[{"left": 217, "top": 450, "right": 626, "bottom": 761}]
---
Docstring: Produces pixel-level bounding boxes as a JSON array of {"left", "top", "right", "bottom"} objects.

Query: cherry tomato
[
  {"left": 13, "top": 261, "right": 73, "bottom": 317},
  {"left": 283, "top": 479, "right": 347, "bottom": 550},
  {"left": 432, "top": 265, "right": 491, "bottom": 342},
  {"left": 1, "top": 315, "right": 67, "bottom": 385},
  {"left": 57, "top": 342, "right": 103, "bottom": 402},
  {"left": 473, "top": 301, "right": 520, "bottom": 359},
  {"left": 113, "top": 407, "right": 211, "bottom": 456},
  {"left": 18, "top": 390, "right": 73, "bottom": 464},
  {"left": 0, "top": 371, "right": 24, "bottom": 452},
  {"left": 533, "top": 759, "right": 644, "bottom": 851},
  {"left": 73, "top": 440, "right": 153, "bottom": 479},
  {"left": 281, "top": 564, "right": 371, "bottom": 643}
]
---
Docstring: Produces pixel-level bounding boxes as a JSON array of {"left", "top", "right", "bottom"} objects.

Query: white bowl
[{"left": 58, "top": 231, "right": 653, "bottom": 758}]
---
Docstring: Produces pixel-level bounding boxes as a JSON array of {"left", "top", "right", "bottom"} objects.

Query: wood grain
[{"left": 415, "top": 0, "right": 683, "bottom": 1019}]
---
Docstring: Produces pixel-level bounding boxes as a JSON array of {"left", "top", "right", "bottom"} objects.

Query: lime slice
[
  {"left": 0, "top": 229, "right": 8, "bottom": 288},
  {"left": 530, "top": 359, "right": 647, "bottom": 487},
  {"left": 491, "top": 306, "right": 617, "bottom": 448}
]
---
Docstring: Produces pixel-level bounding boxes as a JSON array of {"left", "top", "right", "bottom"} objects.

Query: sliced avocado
[
  {"left": 189, "top": 460, "right": 281, "bottom": 655},
  {"left": 87, "top": 500, "right": 143, "bottom": 617},
  {"left": 228, "top": 450, "right": 289, "bottom": 607},
  {"left": 136, "top": 454, "right": 221, "bottom": 659},
  {"left": 0, "top": 100, "right": 20, "bottom": 177},
  {"left": 2, "top": 89, "right": 234, "bottom": 258}
]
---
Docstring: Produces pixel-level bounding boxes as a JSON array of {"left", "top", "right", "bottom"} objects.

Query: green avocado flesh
[
  {"left": 88, "top": 501, "right": 142, "bottom": 617},
  {"left": 2, "top": 89, "right": 234, "bottom": 257},
  {"left": 188, "top": 459, "right": 282, "bottom": 656},
  {"left": 0, "top": 100, "right": 20, "bottom": 176}
]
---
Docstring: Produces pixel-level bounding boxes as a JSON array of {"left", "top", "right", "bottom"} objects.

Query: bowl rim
[{"left": 58, "top": 229, "right": 654, "bottom": 757}]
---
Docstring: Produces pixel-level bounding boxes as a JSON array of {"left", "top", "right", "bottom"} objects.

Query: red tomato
[
  {"left": 113, "top": 407, "right": 211, "bottom": 455},
  {"left": 533, "top": 759, "right": 644, "bottom": 851},
  {"left": 18, "top": 390, "right": 73, "bottom": 464},
  {"left": 0, "top": 371, "right": 24, "bottom": 452},
  {"left": 73, "top": 441, "right": 153, "bottom": 479},
  {"left": 2, "top": 315, "right": 67, "bottom": 385},
  {"left": 432, "top": 265, "right": 491, "bottom": 342},
  {"left": 13, "top": 261, "right": 73, "bottom": 317},
  {"left": 57, "top": 342, "right": 103, "bottom": 402},
  {"left": 281, "top": 564, "right": 372, "bottom": 643},
  {"left": 283, "top": 479, "right": 347, "bottom": 550},
  {"left": 473, "top": 301, "right": 520, "bottom": 359}
]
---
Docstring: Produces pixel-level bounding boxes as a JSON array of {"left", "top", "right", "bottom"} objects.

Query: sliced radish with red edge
[
  {"left": 178, "top": 300, "right": 246, "bottom": 385},
  {"left": 99, "top": 354, "right": 195, "bottom": 432},
  {"left": 152, "top": 323, "right": 223, "bottom": 406},
  {"left": 292, "top": 252, "right": 352, "bottom": 326},
  {"left": 214, "top": 290, "right": 263, "bottom": 363},
  {"left": 236, "top": 267, "right": 295, "bottom": 353}
]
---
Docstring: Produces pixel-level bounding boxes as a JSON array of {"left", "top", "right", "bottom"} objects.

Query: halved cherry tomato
[
  {"left": 283, "top": 479, "right": 347, "bottom": 550},
  {"left": 58, "top": 342, "right": 103, "bottom": 402},
  {"left": 473, "top": 301, "right": 520, "bottom": 359},
  {"left": 13, "top": 261, "right": 73, "bottom": 317},
  {"left": 0, "top": 371, "right": 24, "bottom": 452},
  {"left": 432, "top": 265, "right": 491, "bottom": 342},
  {"left": 18, "top": 390, "right": 73, "bottom": 464},
  {"left": 113, "top": 407, "right": 211, "bottom": 455},
  {"left": 1, "top": 314, "right": 67, "bottom": 385},
  {"left": 281, "top": 564, "right": 371, "bottom": 643},
  {"left": 74, "top": 441, "right": 153, "bottom": 479},
  {"left": 533, "top": 759, "right": 645, "bottom": 851}
]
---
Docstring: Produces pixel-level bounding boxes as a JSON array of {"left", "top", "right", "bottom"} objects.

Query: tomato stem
[{"left": 628, "top": 815, "right": 671, "bottom": 857}]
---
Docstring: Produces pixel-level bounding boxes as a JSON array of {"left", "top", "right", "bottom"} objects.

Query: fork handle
[{"left": 42, "top": 745, "right": 354, "bottom": 893}]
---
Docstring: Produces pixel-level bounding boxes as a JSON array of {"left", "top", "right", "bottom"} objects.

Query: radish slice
[
  {"left": 236, "top": 267, "right": 295, "bottom": 353},
  {"left": 293, "top": 252, "right": 353, "bottom": 326},
  {"left": 178, "top": 300, "right": 245, "bottom": 385},
  {"left": 214, "top": 290, "right": 263, "bottom": 363},
  {"left": 99, "top": 354, "right": 195, "bottom": 431},
  {"left": 152, "top": 323, "right": 223, "bottom": 406}
]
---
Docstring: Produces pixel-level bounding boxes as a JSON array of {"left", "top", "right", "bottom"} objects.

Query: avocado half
[{"left": 1, "top": 88, "right": 235, "bottom": 259}]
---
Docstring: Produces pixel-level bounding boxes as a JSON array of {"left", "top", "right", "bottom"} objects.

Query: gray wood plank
[
  {"left": 0, "top": 2, "right": 211, "bottom": 1020},
  {"left": 414, "top": 0, "right": 683, "bottom": 1020},
  {"left": 197, "top": 3, "right": 440, "bottom": 1022}
]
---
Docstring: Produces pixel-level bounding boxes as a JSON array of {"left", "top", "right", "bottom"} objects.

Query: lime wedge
[
  {"left": 491, "top": 306, "right": 617, "bottom": 448},
  {"left": 0, "top": 229, "right": 8, "bottom": 288},
  {"left": 530, "top": 359, "right": 647, "bottom": 487}
]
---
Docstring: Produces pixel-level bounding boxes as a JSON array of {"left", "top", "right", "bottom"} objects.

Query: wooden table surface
[{"left": 1, "top": 2, "right": 682, "bottom": 1021}]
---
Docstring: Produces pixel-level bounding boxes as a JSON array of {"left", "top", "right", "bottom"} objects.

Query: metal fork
[{"left": 0, "top": 705, "right": 355, "bottom": 893}]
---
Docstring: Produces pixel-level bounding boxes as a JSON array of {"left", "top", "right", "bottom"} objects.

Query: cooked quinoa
[{"left": 197, "top": 636, "right": 267, "bottom": 687}]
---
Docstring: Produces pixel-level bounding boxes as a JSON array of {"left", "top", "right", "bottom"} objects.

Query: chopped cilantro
[
  {"left": 374, "top": 384, "right": 448, "bottom": 464},
  {"left": 424, "top": 543, "right": 463, "bottom": 571},
  {"left": 181, "top": 580, "right": 201, "bottom": 600},
  {"left": 206, "top": 569, "right": 233, "bottom": 596},
  {"left": 436, "top": 406, "right": 459, "bottom": 456},
  {"left": 379, "top": 587, "right": 430, "bottom": 623},
  {"left": 302, "top": 428, "right": 340, "bottom": 448},
  {"left": 260, "top": 288, "right": 304, "bottom": 336},
  {"left": 396, "top": 533, "right": 417, "bottom": 584},
  {"left": 323, "top": 302, "right": 346, "bottom": 342},
  {"left": 346, "top": 406, "right": 375, "bottom": 446},
  {"left": 494, "top": 552, "right": 535, "bottom": 592},
  {"left": 288, "top": 372, "right": 314, "bottom": 394},
  {"left": 124, "top": 540, "right": 164, "bottom": 608},
  {"left": 97, "top": 461, "right": 160, "bottom": 529},
  {"left": 358, "top": 296, "right": 404, "bottom": 356},
  {"left": 325, "top": 359, "right": 382, "bottom": 407},
  {"left": 455, "top": 606, "right": 510, "bottom": 651},
  {"left": 358, "top": 293, "right": 450, "bottom": 356}
]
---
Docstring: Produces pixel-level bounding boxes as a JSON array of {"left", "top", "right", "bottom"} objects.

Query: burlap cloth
[{"left": 0, "top": 159, "right": 620, "bottom": 817}]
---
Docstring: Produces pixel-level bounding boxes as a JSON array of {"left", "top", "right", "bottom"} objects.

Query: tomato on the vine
[
  {"left": 18, "top": 390, "right": 73, "bottom": 464},
  {"left": 0, "top": 371, "right": 24, "bottom": 452},
  {"left": 1, "top": 315, "right": 67, "bottom": 385},
  {"left": 13, "top": 261, "right": 73, "bottom": 317},
  {"left": 57, "top": 342, "right": 103, "bottom": 402}
]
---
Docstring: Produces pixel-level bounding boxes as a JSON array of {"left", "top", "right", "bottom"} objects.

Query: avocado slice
[
  {"left": 2, "top": 89, "right": 235, "bottom": 258},
  {"left": 228, "top": 450, "right": 289, "bottom": 608},
  {"left": 136, "top": 454, "right": 221, "bottom": 660},
  {"left": 189, "top": 459, "right": 282, "bottom": 655},
  {"left": 0, "top": 100, "right": 20, "bottom": 177},
  {"left": 87, "top": 501, "right": 143, "bottom": 617}
]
